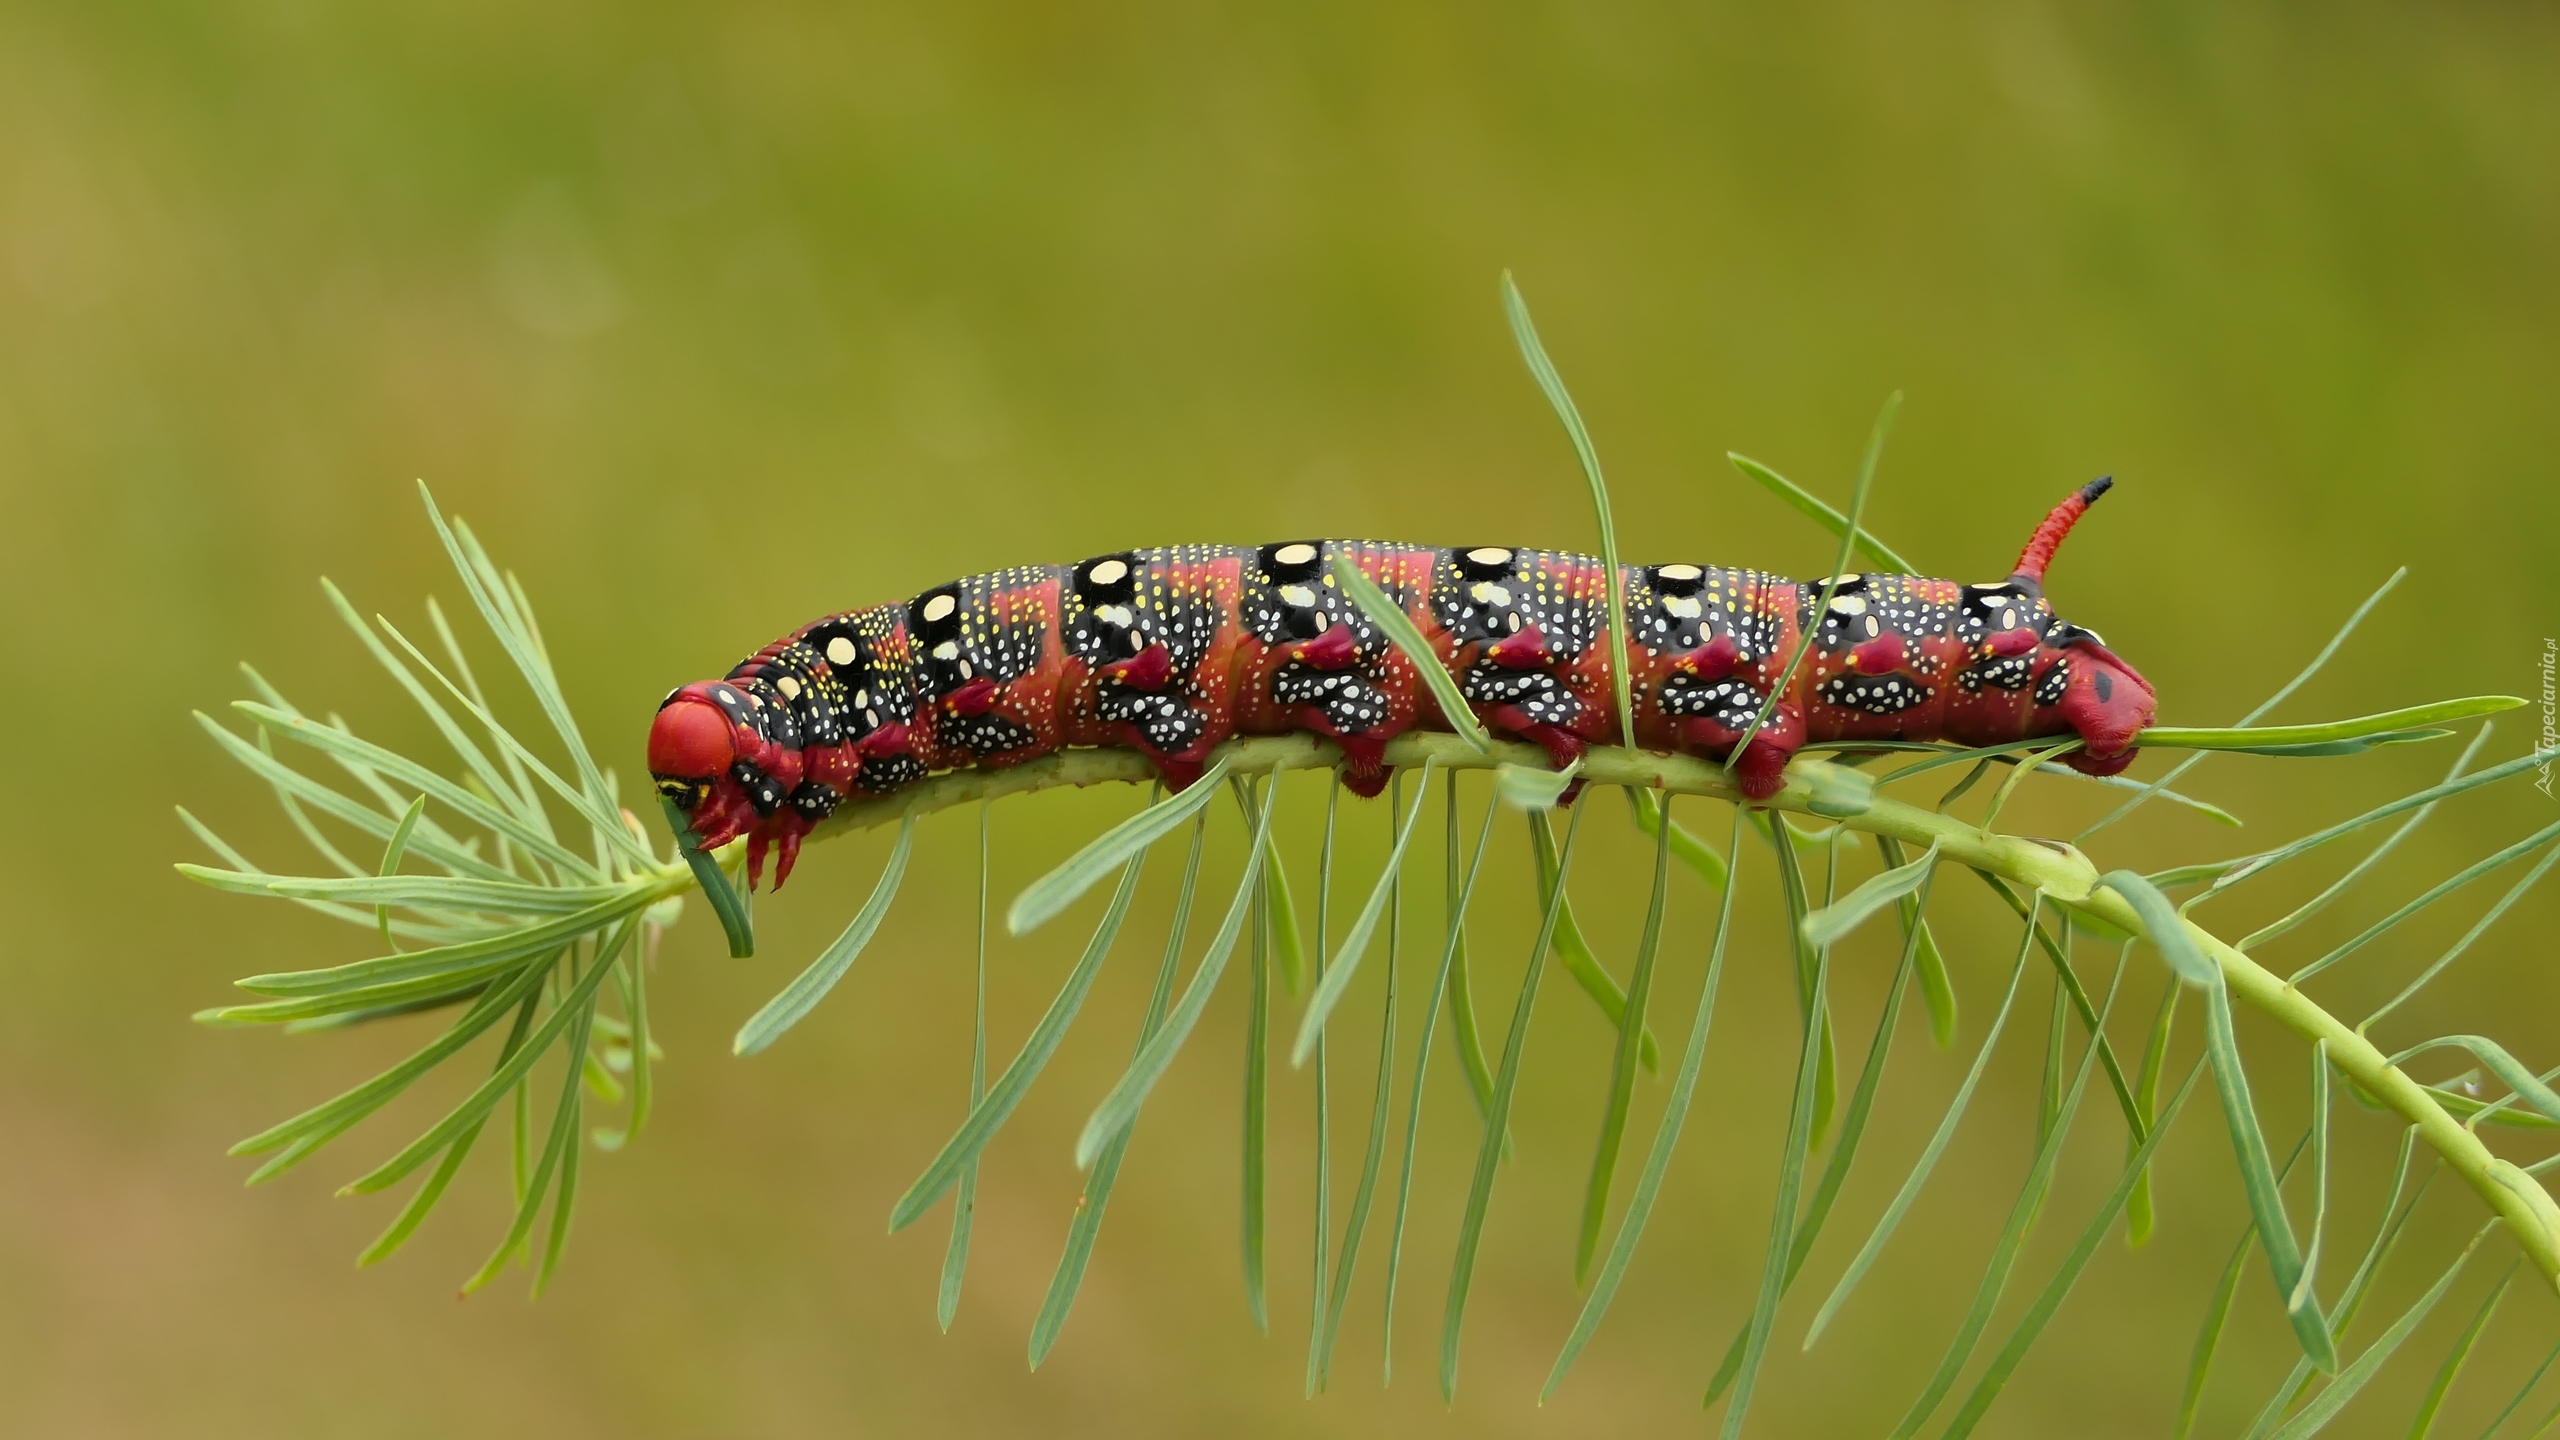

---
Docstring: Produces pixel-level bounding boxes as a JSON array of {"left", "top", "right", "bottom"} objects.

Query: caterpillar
[{"left": 649, "top": 479, "right": 2155, "bottom": 889}]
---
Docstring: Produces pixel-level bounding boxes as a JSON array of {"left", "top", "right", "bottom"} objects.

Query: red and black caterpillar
[{"left": 649, "top": 480, "right": 2155, "bottom": 889}]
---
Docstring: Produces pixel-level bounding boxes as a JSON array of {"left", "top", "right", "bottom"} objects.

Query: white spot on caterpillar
[
  {"left": 825, "top": 636, "right": 858, "bottom": 667},
  {"left": 713, "top": 687, "right": 737, "bottom": 705},
  {"left": 1087, "top": 559, "right": 1129, "bottom": 586},
  {"left": 776, "top": 676, "right": 802, "bottom": 700},
  {"left": 1863, "top": 615, "right": 1882, "bottom": 638},
  {"left": 932, "top": 641, "right": 959, "bottom": 660},
  {"left": 1656, "top": 563, "right": 1703, "bottom": 582},
  {"left": 1829, "top": 594, "right": 1869, "bottom": 616},
  {"left": 958, "top": 659, "right": 973, "bottom": 679},
  {"left": 1999, "top": 607, "right": 2018, "bottom": 630},
  {"left": 1466, "top": 547, "right": 1513, "bottom": 567},
  {"left": 1273, "top": 543, "right": 1317, "bottom": 566},
  {"left": 853, "top": 689, "right": 869, "bottom": 708},
  {"left": 1312, "top": 611, "right": 1330, "bottom": 631},
  {"left": 1664, "top": 595, "right": 1703, "bottom": 619},
  {"left": 1097, "top": 604, "right": 1135, "bottom": 628},
  {"left": 1280, "top": 585, "right": 1317, "bottom": 608},
  {"left": 922, "top": 594, "right": 957, "bottom": 623},
  {"left": 1471, "top": 581, "right": 1513, "bottom": 607}
]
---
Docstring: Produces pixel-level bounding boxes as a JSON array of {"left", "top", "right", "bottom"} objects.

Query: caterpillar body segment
[{"left": 648, "top": 487, "right": 2155, "bottom": 889}]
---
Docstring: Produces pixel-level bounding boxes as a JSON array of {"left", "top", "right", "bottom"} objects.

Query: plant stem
[{"left": 800, "top": 732, "right": 2560, "bottom": 1293}]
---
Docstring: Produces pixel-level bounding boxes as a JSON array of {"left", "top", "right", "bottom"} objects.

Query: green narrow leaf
[
  {"left": 1306, "top": 775, "right": 1338, "bottom": 1398},
  {"left": 233, "top": 701, "right": 608, "bottom": 883},
  {"left": 1726, "top": 451, "right": 1919, "bottom": 573},
  {"left": 416, "top": 489, "right": 625, "bottom": 829},
  {"left": 460, "top": 957, "right": 602, "bottom": 1295},
  {"left": 1575, "top": 793, "right": 1676, "bottom": 1286},
  {"left": 2294, "top": 1043, "right": 2332, "bottom": 1318},
  {"left": 1883, "top": 948, "right": 2129, "bottom": 1440},
  {"left": 1532, "top": 815, "right": 1660, "bottom": 1070},
  {"left": 2202, "top": 753, "right": 2546, "bottom": 905},
  {"left": 341, "top": 934, "right": 625, "bottom": 1196},
  {"left": 422, "top": 592, "right": 545, "bottom": 831},
  {"left": 938, "top": 802, "right": 992, "bottom": 1333},
  {"left": 357, "top": 987, "right": 543, "bottom": 1267},
  {"left": 372, "top": 794, "right": 429, "bottom": 955},
  {"left": 199, "top": 712, "right": 511, "bottom": 885},
  {"left": 318, "top": 580, "right": 538, "bottom": 830},
  {"left": 1007, "top": 758, "right": 1234, "bottom": 936},
  {"left": 1720, "top": 850, "right": 1851, "bottom": 1437},
  {"left": 2265, "top": 1226, "right": 2495, "bottom": 1440},
  {"left": 1495, "top": 758, "right": 1582, "bottom": 811},
  {"left": 2079, "top": 568, "right": 2406, "bottom": 841},
  {"left": 2243, "top": 724, "right": 2496, "bottom": 951},
  {"left": 1441, "top": 804, "right": 1586, "bottom": 1401},
  {"left": 1330, "top": 554, "right": 1490, "bottom": 752},
  {"left": 1074, "top": 773, "right": 1285, "bottom": 1167},
  {"left": 2469, "top": 1331, "right": 2560, "bottom": 1440},
  {"left": 2036, "top": 941, "right": 2071, "bottom": 1152},
  {"left": 1446, "top": 816, "right": 1500, "bottom": 1126},
  {"left": 2177, "top": 1173, "right": 2278, "bottom": 1440},
  {"left": 367, "top": 617, "right": 655, "bottom": 870},
  {"left": 1382, "top": 777, "right": 1504, "bottom": 1386},
  {"left": 2103, "top": 871, "right": 2338, "bottom": 1372},
  {"left": 2383, "top": 1037, "right": 2560, "bottom": 1128},
  {"left": 1801, "top": 841, "right": 1943, "bottom": 949},
  {"left": 1267, "top": 826, "right": 1307, "bottom": 997},
  {"left": 2058, "top": 766, "right": 2245, "bottom": 826},
  {"left": 2130, "top": 981, "right": 2183, "bottom": 1248},
  {"left": 658, "top": 795, "right": 753, "bottom": 958},
  {"left": 1767, "top": 824, "right": 1838, "bottom": 1151},
  {"left": 1702, "top": 840, "right": 1944, "bottom": 1410},
  {"left": 1876, "top": 836, "right": 1957, "bottom": 1048},
  {"left": 2363, "top": 837, "right": 2560, "bottom": 1031},
  {"left": 888, "top": 838, "right": 1149, "bottom": 1231},
  {"left": 2143, "top": 699, "right": 2521, "bottom": 753},
  {"left": 1315, "top": 774, "right": 1407, "bottom": 1391},
  {"left": 2407, "top": 1261, "right": 2516, "bottom": 1440},
  {"left": 1973, "top": 871, "right": 2152, "bottom": 1151},
  {"left": 1027, "top": 820, "right": 1204, "bottom": 1369},
  {"left": 1290, "top": 773, "right": 1331, "bottom": 1342},
  {"left": 1980, "top": 742, "right": 2083, "bottom": 832},
  {"left": 225, "top": 954, "right": 553, "bottom": 1163},
  {"left": 2292, "top": 821, "right": 2560, "bottom": 985},
  {"left": 2225, "top": 1129, "right": 2391, "bottom": 1440},
  {"left": 1500, "top": 272, "right": 1635, "bottom": 746},
  {"left": 1295, "top": 759, "right": 1440, "bottom": 1064},
  {"left": 1631, "top": 788, "right": 1728, "bottom": 889},
  {"left": 532, "top": 1060, "right": 584, "bottom": 1296},
  {"left": 1939, "top": 1056, "right": 2212, "bottom": 1439},
  {"left": 1804, "top": 906, "right": 2040, "bottom": 1347},
  {"left": 1240, "top": 780, "right": 1272, "bottom": 1331},
  {"left": 1728, "top": 391, "right": 1898, "bottom": 768},
  {"left": 1545, "top": 808, "right": 1748, "bottom": 1401},
  {"left": 731, "top": 814, "right": 915, "bottom": 1057}
]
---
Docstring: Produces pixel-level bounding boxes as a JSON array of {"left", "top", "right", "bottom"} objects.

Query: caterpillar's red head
[
  {"left": 649, "top": 681, "right": 786, "bottom": 856},
  {"left": 2005, "top": 477, "right": 2157, "bottom": 774}
]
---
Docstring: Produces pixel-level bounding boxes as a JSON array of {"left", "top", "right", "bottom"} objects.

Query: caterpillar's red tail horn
[{"left": 2009, "top": 476, "right": 2113, "bottom": 587}]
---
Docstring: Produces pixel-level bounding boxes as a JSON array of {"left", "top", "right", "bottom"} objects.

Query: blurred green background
[{"left": 5, "top": 1, "right": 2559, "bottom": 1434}]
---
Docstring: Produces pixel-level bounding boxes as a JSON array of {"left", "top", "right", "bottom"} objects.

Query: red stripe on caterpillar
[{"left": 648, "top": 485, "right": 2156, "bottom": 889}]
